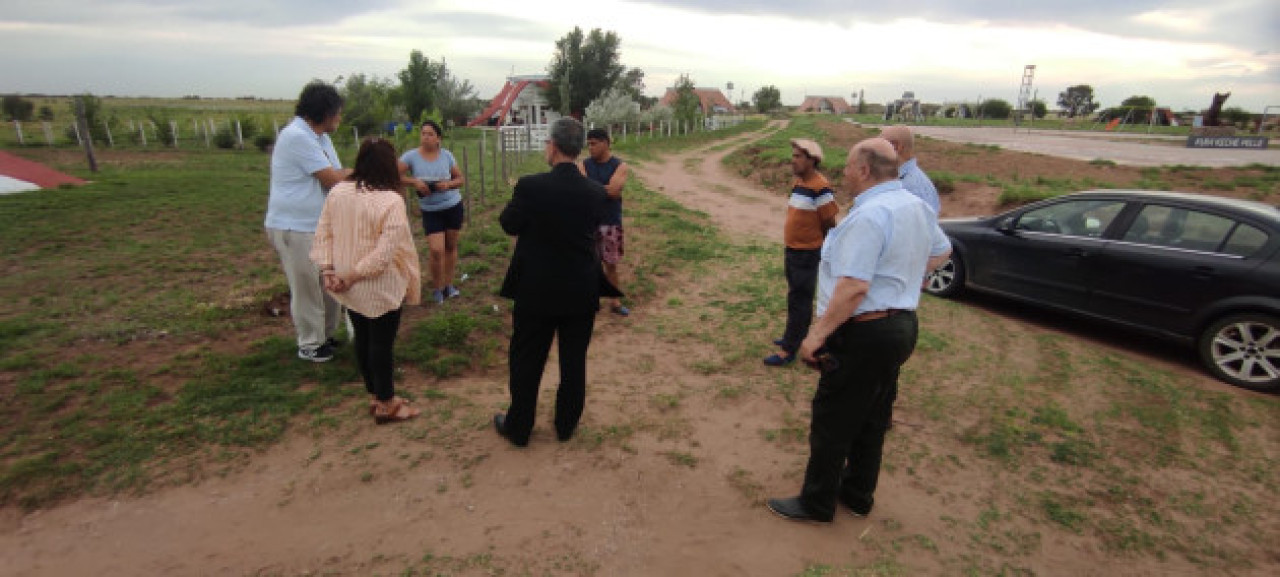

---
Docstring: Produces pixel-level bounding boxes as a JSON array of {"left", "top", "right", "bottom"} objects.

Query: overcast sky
[{"left": 2, "top": 0, "right": 1277, "bottom": 111}]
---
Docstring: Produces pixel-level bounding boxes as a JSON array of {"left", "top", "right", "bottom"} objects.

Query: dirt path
[{"left": 3, "top": 123, "right": 1264, "bottom": 576}]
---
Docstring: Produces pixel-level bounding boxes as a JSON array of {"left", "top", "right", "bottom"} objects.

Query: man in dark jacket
[{"left": 494, "top": 117, "right": 622, "bottom": 447}]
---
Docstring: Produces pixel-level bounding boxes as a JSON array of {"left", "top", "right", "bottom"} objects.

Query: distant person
[
  {"left": 493, "top": 118, "right": 622, "bottom": 447},
  {"left": 881, "top": 125, "right": 940, "bottom": 216},
  {"left": 765, "top": 138, "right": 838, "bottom": 367},
  {"left": 767, "top": 138, "right": 951, "bottom": 523},
  {"left": 400, "top": 120, "right": 466, "bottom": 304},
  {"left": 312, "top": 137, "right": 422, "bottom": 423},
  {"left": 265, "top": 81, "right": 352, "bottom": 362},
  {"left": 580, "top": 128, "right": 631, "bottom": 316}
]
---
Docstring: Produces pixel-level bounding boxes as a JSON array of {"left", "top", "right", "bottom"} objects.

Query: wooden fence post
[{"left": 74, "top": 97, "right": 98, "bottom": 172}]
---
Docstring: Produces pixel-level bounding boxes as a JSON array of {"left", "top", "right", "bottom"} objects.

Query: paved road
[{"left": 868, "top": 124, "right": 1279, "bottom": 168}]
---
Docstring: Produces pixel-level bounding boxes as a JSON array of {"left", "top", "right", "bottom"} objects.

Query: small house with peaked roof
[
  {"left": 798, "top": 96, "right": 851, "bottom": 114},
  {"left": 658, "top": 87, "right": 737, "bottom": 115}
]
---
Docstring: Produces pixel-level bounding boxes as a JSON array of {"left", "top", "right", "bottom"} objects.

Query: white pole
[
  {"left": 42, "top": 122, "right": 53, "bottom": 146},
  {"left": 103, "top": 120, "right": 113, "bottom": 147},
  {"left": 72, "top": 120, "right": 82, "bottom": 145},
  {"left": 139, "top": 122, "right": 147, "bottom": 146},
  {"left": 13, "top": 121, "right": 23, "bottom": 145},
  {"left": 235, "top": 120, "right": 244, "bottom": 149},
  {"left": 204, "top": 119, "right": 212, "bottom": 147},
  {"left": 170, "top": 120, "right": 179, "bottom": 147}
]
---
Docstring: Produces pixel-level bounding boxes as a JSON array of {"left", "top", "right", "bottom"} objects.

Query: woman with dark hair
[
  {"left": 312, "top": 138, "right": 422, "bottom": 423},
  {"left": 399, "top": 120, "right": 466, "bottom": 304},
  {"left": 266, "top": 80, "right": 352, "bottom": 363}
]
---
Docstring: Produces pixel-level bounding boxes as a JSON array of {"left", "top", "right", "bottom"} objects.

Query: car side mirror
[{"left": 997, "top": 217, "right": 1016, "bottom": 234}]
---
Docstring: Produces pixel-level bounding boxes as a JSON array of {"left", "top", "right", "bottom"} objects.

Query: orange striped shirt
[{"left": 311, "top": 181, "right": 422, "bottom": 317}]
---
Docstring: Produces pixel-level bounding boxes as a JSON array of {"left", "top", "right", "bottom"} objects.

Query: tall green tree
[
  {"left": 545, "top": 27, "right": 630, "bottom": 116},
  {"left": 398, "top": 50, "right": 444, "bottom": 124},
  {"left": 435, "top": 62, "right": 479, "bottom": 128},
  {"left": 339, "top": 73, "right": 397, "bottom": 135},
  {"left": 752, "top": 85, "right": 781, "bottom": 113},
  {"left": 1057, "top": 84, "right": 1099, "bottom": 118},
  {"left": 672, "top": 74, "right": 701, "bottom": 128},
  {"left": 1029, "top": 99, "right": 1048, "bottom": 119}
]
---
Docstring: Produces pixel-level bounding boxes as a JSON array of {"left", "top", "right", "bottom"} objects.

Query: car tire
[
  {"left": 1198, "top": 313, "right": 1280, "bottom": 391},
  {"left": 924, "top": 250, "right": 964, "bottom": 298}
]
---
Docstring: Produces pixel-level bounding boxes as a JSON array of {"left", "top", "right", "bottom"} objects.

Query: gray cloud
[
  {"left": 639, "top": 0, "right": 1279, "bottom": 52},
  {"left": 3, "top": 0, "right": 398, "bottom": 27}
]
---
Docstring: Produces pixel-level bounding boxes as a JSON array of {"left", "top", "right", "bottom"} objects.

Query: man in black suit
[{"left": 494, "top": 117, "right": 621, "bottom": 447}]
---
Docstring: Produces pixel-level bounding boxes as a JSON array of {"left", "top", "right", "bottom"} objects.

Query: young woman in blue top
[{"left": 398, "top": 120, "right": 466, "bottom": 304}]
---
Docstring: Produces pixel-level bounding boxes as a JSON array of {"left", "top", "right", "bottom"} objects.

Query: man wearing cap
[
  {"left": 764, "top": 138, "right": 839, "bottom": 366},
  {"left": 766, "top": 137, "right": 951, "bottom": 523},
  {"left": 881, "top": 125, "right": 940, "bottom": 215}
]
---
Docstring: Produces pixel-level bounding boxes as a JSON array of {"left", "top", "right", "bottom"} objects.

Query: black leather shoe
[
  {"left": 839, "top": 493, "right": 873, "bottom": 517},
  {"left": 556, "top": 429, "right": 574, "bottom": 442},
  {"left": 766, "top": 497, "right": 832, "bottom": 523},
  {"left": 493, "top": 413, "right": 527, "bottom": 447}
]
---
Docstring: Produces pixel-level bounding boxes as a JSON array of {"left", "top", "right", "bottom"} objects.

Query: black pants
[
  {"left": 505, "top": 307, "right": 597, "bottom": 445},
  {"left": 349, "top": 307, "right": 403, "bottom": 402},
  {"left": 799, "top": 311, "right": 918, "bottom": 519},
  {"left": 781, "top": 248, "right": 821, "bottom": 353}
]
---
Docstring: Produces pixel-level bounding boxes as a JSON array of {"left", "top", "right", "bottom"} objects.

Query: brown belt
[{"left": 852, "top": 309, "right": 908, "bottom": 322}]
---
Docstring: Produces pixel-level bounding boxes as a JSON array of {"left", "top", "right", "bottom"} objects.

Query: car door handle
[
  {"left": 1192, "top": 266, "right": 1216, "bottom": 280},
  {"left": 1065, "top": 247, "right": 1088, "bottom": 258}
]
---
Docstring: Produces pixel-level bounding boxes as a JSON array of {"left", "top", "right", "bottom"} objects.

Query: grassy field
[
  {"left": 0, "top": 117, "right": 759, "bottom": 509},
  {"left": 1, "top": 115, "right": 1277, "bottom": 575}
]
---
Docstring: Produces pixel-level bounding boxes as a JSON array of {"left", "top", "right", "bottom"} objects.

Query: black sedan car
[{"left": 925, "top": 190, "right": 1280, "bottom": 391}]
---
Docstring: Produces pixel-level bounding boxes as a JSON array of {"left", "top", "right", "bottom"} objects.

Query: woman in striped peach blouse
[{"left": 312, "top": 138, "right": 423, "bottom": 423}]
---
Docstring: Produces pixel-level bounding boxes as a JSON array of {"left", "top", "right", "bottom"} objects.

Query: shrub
[
  {"left": 213, "top": 126, "right": 238, "bottom": 149},
  {"left": 3, "top": 95, "right": 35, "bottom": 121},
  {"left": 253, "top": 133, "right": 275, "bottom": 152},
  {"left": 979, "top": 99, "right": 1012, "bottom": 119}
]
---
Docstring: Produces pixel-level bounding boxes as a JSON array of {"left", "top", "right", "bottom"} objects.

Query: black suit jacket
[{"left": 499, "top": 162, "right": 623, "bottom": 315}]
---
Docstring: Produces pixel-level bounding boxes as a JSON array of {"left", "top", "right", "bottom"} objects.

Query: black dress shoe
[
  {"left": 766, "top": 497, "right": 832, "bottom": 523},
  {"left": 493, "top": 413, "right": 527, "bottom": 447},
  {"left": 839, "top": 493, "right": 873, "bottom": 517},
  {"left": 556, "top": 429, "right": 574, "bottom": 442}
]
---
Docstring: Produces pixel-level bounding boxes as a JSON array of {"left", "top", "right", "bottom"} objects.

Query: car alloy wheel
[
  {"left": 924, "top": 252, "right": 964, "bottom": 297},
  {"left": 1199, "top": 313, "right": 1280, "bottom": 391}
]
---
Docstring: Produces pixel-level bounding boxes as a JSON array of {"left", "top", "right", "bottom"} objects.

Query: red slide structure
[{"left": 467, "top": 80, "right": 531, "bottom": 127}]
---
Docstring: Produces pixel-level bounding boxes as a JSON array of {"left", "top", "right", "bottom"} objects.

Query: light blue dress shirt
[
  {"left": 816, "top": 180, "right": 951, "bottom": 318},
  {"left": 898, "top": 158, "right": 940, "bottom": 216}
]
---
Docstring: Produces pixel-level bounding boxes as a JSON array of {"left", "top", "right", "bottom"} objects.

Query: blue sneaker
[
  {"left": 611, "top": 304, "right": 630, "bottom": 317},
  {"left": 763, "top": 353, "right": 795, "bottom": 367},
  {"left": 444, "top": 285, "right": 461, "bottom": 300},
  {"left": 430, "top": 289, "right": 445, "bottom": 304}
]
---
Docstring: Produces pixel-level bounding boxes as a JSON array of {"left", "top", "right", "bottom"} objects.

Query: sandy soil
[{"left": 2, "top": 123, "right": 1271, "bottom": 577}]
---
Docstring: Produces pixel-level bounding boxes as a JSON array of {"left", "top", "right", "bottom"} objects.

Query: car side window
[
  {"left": 1122, "top": 204, "right": 1239, "bottom": 252},
  {"left": 1015, "top": 199, "right": 1125, "bottom": 238},
  {"left": 1222, "top": 223, "right": 1269, "bottom": 257}
]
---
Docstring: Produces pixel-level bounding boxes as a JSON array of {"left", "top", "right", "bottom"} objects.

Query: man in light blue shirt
[
  {"left": 265, "top": 81, "right": 352, "bottom": 362},
  {"left": 768, "top": 138, "right": 951, "bottom": 523},
  {"left": 882, "top": 125, "right": 940, "bottom": 216}
]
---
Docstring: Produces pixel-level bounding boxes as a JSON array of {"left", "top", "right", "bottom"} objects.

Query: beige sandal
[{"left": 374, "top": 398, "right": 420, "bottom": 424}]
